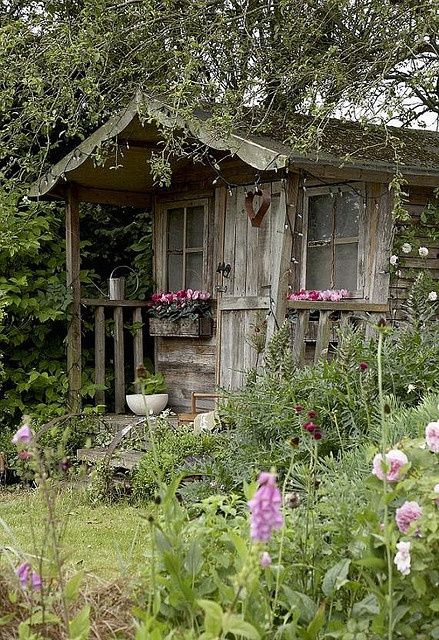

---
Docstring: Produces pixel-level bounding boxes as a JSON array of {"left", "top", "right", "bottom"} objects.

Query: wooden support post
[
  {"left": 314, "top": 311, "right": 332, "bottom": 362},
  {"left": 132, "top": 307, "right": 144, "bottom": 393},
  {"left": 292, "top": 310, "right": 309, "bottom": 365},
  {"left": 114, "top": 306, "right": 125, "bottom": 414},
  {"left": 65, "top": 186, "right": 82, "bottom": 412},
  {"left": 265, "top": 174, "right": 299, "bottom": 345},
  {"left": 94, "top": 306, "right": 106, "bottom": 406}
]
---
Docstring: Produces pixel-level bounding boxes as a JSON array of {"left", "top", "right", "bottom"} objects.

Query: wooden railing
[
  {"left": 81, "top": 299, "right": 150, "bottom": 413},
  {"left": 287, "top": 300, "right": 389, "bottom": 365}
]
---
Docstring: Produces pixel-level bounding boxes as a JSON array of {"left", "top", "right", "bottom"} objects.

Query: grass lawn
[{"left": 0, "top": 487, "right": 151, "bottom": 579}]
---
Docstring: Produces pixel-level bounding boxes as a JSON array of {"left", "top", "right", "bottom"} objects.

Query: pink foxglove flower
[
  {"left": 394, "top": 540, "right": 411, "bottom": 576},
  {"left": 12, "top": 425, "right": 32, "bottom": 445},
  {"left": 16, "top": 562, "right": 42, "bottom": 590},
  {"left": 425, "top": 421, "right": 439, "bottom": 453},
  {"left": 260, "top": 551, "right": 272, "bottom": 568},
  {"left": 372, "top": 450, "right": 408, "bottom": 482},
  {"left": 248, "top": 472, "right": 283, "bottom": 542},
  {"left": 395, "top": 501, "right": 422, "bottom": 533}
]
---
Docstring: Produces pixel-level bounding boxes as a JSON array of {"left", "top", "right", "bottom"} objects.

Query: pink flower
[
  {"left": 425, "top": 421, "right": 439, "bottom": 453},
  {"left": 394, "top": 540, "right": 411, "bottom": 576},
  {"left": 151, "top": 293, "right": 161, "bottom": 303},
  {"left": 294, "top": 404, "right": 303, "bottom": 413},
  {"left": 12, "top": 425, "right": 32, "bottom": 445},
  {"left": 186, "top": 289, "right": 194, "bottom": 299},
  {"left": 260, "top": 551, "right": 272, "bottom": 568},
  {"left": 359, "top": 362, "right": 368, "bottom": 371},
  {"left": 372, "top": 450, "right": 408, "bottom": 482},
  {"left": 15, "top": 563, "right": 42, "bottom": 590},
  {"left": 307, "top": 410, "right": 317, "bottom": 419},
  {"left": 303, "top": 422, "right": 316, "bottom": 432},
  {"left": 313, "top": 431, "right": 322, "bottom": 440},
  {"left": 199, "top": 291, "right": 211, "bottom": 300},
  {"left": 395, "top": 501, "right": 422, "bottom": 533},
  {"left": 329, "top": 291, "right": 342, "bottom": 302},
  {"left": 248, "top": 472, "right": 283, "bottom": 542},
  {"left": 434, "top": 484, "right": 439, "bottom": 507},
  {"left": 176, "top": 289, "right": 187, "bottom": 299},
  {"left": 16, "top": 562, "right": 31, "bottom": 587},
  {"left": 18, "top": 450, "right": 32, "bottom": 460},
  {"left": 192, "top": 290, "right": 200, "bottom": 300}
]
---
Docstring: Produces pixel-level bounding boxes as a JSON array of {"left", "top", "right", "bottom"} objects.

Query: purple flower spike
[
  {"left": 31, "top": 571, "right": 42, "bottom": 590},
  {"left": 12, "top": 425, "right": 32, "bottom": 445},
  {"left": 248, "top": 472, "right": 283, "bottom": 543},
  {"left": 16, "top": 562, "right": 31, "bottom": 587}
]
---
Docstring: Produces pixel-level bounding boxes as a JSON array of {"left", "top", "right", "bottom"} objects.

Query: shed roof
[{"left": 29, "top": 93, "right": 439, "bottom": 199}]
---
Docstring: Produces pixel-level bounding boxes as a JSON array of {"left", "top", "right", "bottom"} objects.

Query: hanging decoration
[{"left": 245, "top": 188, "right": 271, "bottom": 228}]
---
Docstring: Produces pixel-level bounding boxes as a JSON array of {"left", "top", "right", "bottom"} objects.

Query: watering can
[{"left": 92, "top": 266, "right": 139, "bottom": 300}]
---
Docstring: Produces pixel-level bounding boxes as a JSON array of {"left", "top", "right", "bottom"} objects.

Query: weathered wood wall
[{"left": 390, "top": 186, "right": 439, "bottom": 319}]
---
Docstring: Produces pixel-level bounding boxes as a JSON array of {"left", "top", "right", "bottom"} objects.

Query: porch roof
[{"left": 29, "top": 93, "right": 439, "bottom": 200}]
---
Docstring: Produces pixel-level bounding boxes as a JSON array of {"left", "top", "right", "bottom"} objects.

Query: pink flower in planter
[
  {"left": 192, "top": 290, "right": 200, "bottom": 300},
  {"left": 248, "top": 472, "right": 283, "bottom": 542},
  {"left": 395, "top": 501, "right": 422, "bottom": 533},
  {"left": 199, "top": 291, "right": 211, "bottom": 300},
  {"left": 176, "top": 289, "right": 186, "bottom": 299},
  {"left": 372, "top": 450, "right": 408, "bottom": 482},
  {"left": 425, "top": 421, "right": 439, "bottom": 453},
  {"left": 186, "top": 289, "right": 194, "bottom": 299},
  {"left": 12, "top": 425, "right": 32, "bottom": 445},
  {"left": 151, "top": 293, "right": 161, "bottom": 303}
]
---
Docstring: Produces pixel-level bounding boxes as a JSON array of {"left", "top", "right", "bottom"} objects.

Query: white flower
[
  {"left": 390, "top": 255, "right": 398, "bottom": 266},
  {"left": 394, "top": 540, "right": 411, "bottom": 576},
  {"left": 407, "top": 384, "right": 416, "bottom": 393},
  {"left": 428, "top": 291, "right": 437, "bottom": 302},
  {"left": 401, "top": 242, "right": 412, "bottom": 254},
  {"left": 418, "top": 246, "right": 429, "bottom": 257}
]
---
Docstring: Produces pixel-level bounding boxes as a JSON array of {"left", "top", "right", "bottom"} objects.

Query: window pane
[
  {"left": 306, "top": 245, "right": 332, "bottom": 290},
  {"left": 335, "top": 243, "right": 358, "bottom": 291},
  {"left": 168, "top": 254, "right": 183, "bottom": 291},
  {"left": 186, "top": 206, "right": 205, "bottom": 248},
  {"left": 335, "top": 192, "right": 361, "bottom": 238},
  {"left": 308, "top": 194, "right": 334, "bottom": 242},
  {"left": 168, "top": 208, "right": 184, "bottom": 250},
  {"left": 185, "top": 252, "right": 203, "bottom": 290}
]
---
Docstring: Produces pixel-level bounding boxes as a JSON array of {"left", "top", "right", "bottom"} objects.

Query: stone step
[{"left": 77, "top": 447, "right": 144, "bottom": 470}]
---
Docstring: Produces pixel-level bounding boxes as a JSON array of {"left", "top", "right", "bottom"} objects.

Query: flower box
[{"left": 149, "top": 316, "right": 213, "bottom": 338}]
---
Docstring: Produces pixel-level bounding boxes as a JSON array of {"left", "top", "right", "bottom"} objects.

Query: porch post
[{"left": 65, "top": 185, "right": 82, "bottom": 412}]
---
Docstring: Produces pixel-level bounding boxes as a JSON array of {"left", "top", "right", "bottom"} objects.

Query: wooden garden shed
[{"left": 29, "top": 93, "right": 439, "bottom": 414}]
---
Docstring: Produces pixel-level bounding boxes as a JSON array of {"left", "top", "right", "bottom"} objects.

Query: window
[
  {"left": 165, "top": 201, "right": 207, "bottom": 291},
  {"left": 302, "top": 186, "right": 364, "bottom": 295}
]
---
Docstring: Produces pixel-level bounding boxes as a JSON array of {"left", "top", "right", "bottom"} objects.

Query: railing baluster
[
  {"left": 114, "top": 305, "right": 125, "bottom": 414},
  {"left": 132, "top": 307, "right": 144, "bottom": 393},
  {"left": 292, "top": 310, "right": 309, "bottom": 365},
  {"left": 94, "top": 306, "right": 106, "bottom": 407},
  {"left": 314, "top": 310, "right": 332, "bottom": 362}
]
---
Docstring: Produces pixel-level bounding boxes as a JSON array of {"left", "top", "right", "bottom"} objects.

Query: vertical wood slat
[
  {"left": 314, "top": 311, "right": 332, "bottom": 362},
  {"left": 292, "top": 310, "right": 309, "bottom": 365},
  {"left": 65, "top": 186, "right": 82, "bottom": 412},
  {"left": 94, "top": 306, "right": 106, "bottom": 406},
  {"left": 114, "top": 305, "right": 125, "bottom": 414},
  {"left": 133, "top": 307, "right": 144, "bottom": 393}
]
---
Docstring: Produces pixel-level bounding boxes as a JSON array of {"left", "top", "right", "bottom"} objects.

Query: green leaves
[
  {"left": 197, "top": 600, "right": 261, "bottom": 640},
  {"left": 322, "top": 559, "right": 351, "bottom": 598}
]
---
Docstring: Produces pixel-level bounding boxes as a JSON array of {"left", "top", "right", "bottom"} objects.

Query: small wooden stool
[{"left": 178, "top": 392, "right": 222, "bottom": 423}]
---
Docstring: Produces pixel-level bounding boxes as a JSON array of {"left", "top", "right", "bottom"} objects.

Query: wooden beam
[
  {"left": 114, "top": 306, "right": 125, "bottom": 414},
  {"left": 81, "top": 298, "right": 151, "bottom": 307},
  {"left": 132, "top": 307, "right": 144, "bottom": 393},
  {"left": 65, "top": 186, "right": 82, "bottom": 412},
  {"left": 266, "top": 174, "right": 299, "bottom": 343},
  {"left": 94, "top": 306, "right": 106, "bottom": 407},
  {"left": 75, "top": 185, "right": 153, "bottom": 208}
]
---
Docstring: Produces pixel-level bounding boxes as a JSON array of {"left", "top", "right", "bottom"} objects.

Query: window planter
[{"left": 149, "top": 316, "right": 213, "bottom": 338}]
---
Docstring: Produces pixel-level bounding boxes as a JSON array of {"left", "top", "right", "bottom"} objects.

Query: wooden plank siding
[{"left": 389, "top": 188, "right": 439, "bottom": 320}]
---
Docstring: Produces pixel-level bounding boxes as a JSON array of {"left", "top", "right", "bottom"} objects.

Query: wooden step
[{"left": 77, "top": 447, "right": 144, "bottom": 470}]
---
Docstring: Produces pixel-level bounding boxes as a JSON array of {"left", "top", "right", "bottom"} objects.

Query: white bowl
[{"left": 126, "top": 393, "right": 168, "bottom": 415}]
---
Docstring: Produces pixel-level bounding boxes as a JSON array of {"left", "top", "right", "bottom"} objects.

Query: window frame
[
  {"left": 301, "top": 184, "right": 366, "bottom": 298},
  {"left": 163, "top": 198, "right": 209, "bottom": 292}
]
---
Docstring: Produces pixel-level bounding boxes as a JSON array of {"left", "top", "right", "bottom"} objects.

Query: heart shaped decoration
[{"left": 245, "top": 188, "right": 271, "bottom": 228}]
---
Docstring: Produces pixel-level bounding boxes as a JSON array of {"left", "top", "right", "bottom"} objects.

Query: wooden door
[{"left": 216, "top": 180, "right": 290, "bottom": 389}]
